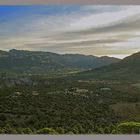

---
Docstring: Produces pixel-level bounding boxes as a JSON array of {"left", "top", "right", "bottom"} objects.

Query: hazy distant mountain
[
  {"left": 0, "top": 49, "right": 120, "bottom": 74},
  {"left": 78, "top": 51, "right": 140, "bottom": 81}
]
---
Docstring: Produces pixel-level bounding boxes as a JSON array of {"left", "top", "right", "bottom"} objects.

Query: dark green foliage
[{"left": 0, "top": 113, "right": 7, "bottom": 121}]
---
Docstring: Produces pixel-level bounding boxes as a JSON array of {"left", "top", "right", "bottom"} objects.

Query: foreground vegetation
[
  {"left": 0, "top": 122, "right": 140, "bottom": 134},
  {"left": 0, "top": 74, "right": 140, "bottom": 134}
]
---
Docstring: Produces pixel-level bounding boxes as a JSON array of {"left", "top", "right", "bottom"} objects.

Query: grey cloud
[{"left": 62, "top": 14, "right": 140, "bottom": 36}]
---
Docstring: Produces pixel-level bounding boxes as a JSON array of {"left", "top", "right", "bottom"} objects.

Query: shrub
[
  {"left": 22, "top": 128, "right": 33, "bottom": 134},
  {"left": 117, "top": 122, "right": 140, "bottom": 134},
  {"left": 3, "top": 124, "right": 17, "bottom": 134},
  {"left": 56, "top": 127, "right": 65, "bottom": 134},
  {"left": 0, "top": 128, "right": 4, "bottom": 134},
  {"left": 37, "top": 128, "right": 58, "bottom": 134}
]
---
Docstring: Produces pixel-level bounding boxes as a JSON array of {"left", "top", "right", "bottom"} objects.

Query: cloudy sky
[{"left": 0, "top": 5, "right": 140, "bottom": 58}]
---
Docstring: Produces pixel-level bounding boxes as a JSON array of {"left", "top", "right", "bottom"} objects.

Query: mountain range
[
  {"left": 0, "top": 49, "right": 120, "bottom": 75},
  {"left": 0, "top": 49, "right": 139, "bottom": 82}
]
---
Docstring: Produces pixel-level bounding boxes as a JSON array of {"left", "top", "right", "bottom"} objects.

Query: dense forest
[{"left": 0, "top": 75, "right": 140, "bottom": 134}]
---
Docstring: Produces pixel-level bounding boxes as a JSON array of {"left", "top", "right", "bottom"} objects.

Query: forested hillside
[{"left": 77, "top": 51, "right": 140, "bottom": 82}]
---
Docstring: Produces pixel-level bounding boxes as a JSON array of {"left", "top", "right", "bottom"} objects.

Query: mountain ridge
[
  {"left": 0, "top": 49, "right": 120, "bottom": 75},
  {"left": 77, "top": 51, "right": 140, "bottom": 82}
]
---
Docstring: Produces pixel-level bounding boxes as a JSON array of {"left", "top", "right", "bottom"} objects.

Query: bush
[
  {"left": 37, "top": 128, "right": 58, "bottom": 134},
  {"left": 0, "top": 128, "right": 4, "bottom": 134},
  {"left": 117, "top": 122, "right": 140, "bottom": 134},
  {"left": 3, "top": 124, "right": 17, "bottom": 134},
  {"left": 67, "top": 131, "right": 74, "bottom": 134},
  {"left": 56, "top": 127, "right": 65, "bottom": 134},
  {"left": 22, "top": 128, "right": 33, "bottom": 134}
]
